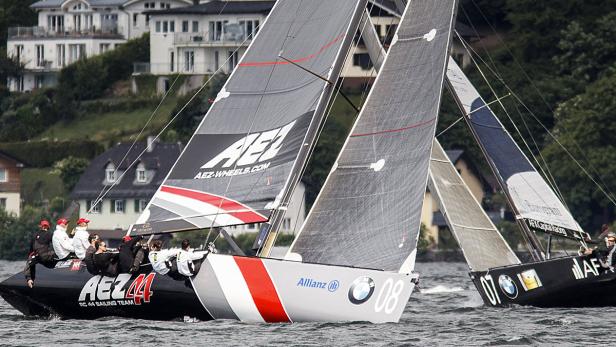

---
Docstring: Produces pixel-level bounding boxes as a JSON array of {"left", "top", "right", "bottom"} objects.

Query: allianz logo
[{"left": 297, "top": 277, "right": 340, "bottom": 292}]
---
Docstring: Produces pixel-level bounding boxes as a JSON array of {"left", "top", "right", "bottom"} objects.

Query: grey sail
[
  {"left": 428, "top": 139, "right": 520, "bottom": 271},
  {"left": 446, "top": 58, "right": 590, "bottom": 242},
  {"left": 130, "top": 0, "right": 366, "bottom": 236},
  {"left": 287, "top": 0, "right": 458, "bottom": 272}
]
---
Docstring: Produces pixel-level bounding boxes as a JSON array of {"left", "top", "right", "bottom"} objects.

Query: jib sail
[
  {"left": 428, "top": 139, "right": 520, "bottom": 271},
  {"left": 130, "top": 0, "right": 366, "bottom": 235},
  {"left": 446, "top": 57, "right": 590, "bottom": 242},
  {"left": 287, "top": 0, "right": 458, "bottom": 272}
]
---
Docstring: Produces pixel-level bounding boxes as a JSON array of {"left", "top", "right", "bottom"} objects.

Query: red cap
[
  {"left": 56, "top": 218, "right": 68, "bottom": 226},
  {"left": 122, "top": 235, "right": 132, "bottom": 243},
  {"left": 39, "top": 220, "right": 50, "bottom": 228},
  {"left": 77, "top": 218, "right": 90, "bottom": 224}
]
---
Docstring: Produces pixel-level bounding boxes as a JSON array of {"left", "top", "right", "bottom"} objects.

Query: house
[
  {"left": 421, "top": 149, "right": 499, "bottom": 247},
  {"left": 70, "top": 137, "right": 307, "bottom": 242},
  {"left": 6, "top": 0, "right": 193, "bottom": 92},
  {"left": 136, "top": 0, "right": 480, "bottom": 94},
  {"left": 70, "top": 138, "right": 182, "bottom": 241},
  {"left": 0, "top": 151, "right": 25, "bottom": 217}
]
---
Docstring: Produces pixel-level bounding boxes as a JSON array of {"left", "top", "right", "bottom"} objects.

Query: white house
[{"left": 6, "top": 0, "right": 192, "bottom": 92}]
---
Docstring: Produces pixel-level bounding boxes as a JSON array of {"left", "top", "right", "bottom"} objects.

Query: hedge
[{"left": 0, "top": 140, "right": 104, "bottom": 167}]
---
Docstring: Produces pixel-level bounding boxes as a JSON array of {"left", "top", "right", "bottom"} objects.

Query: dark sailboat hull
[
  {"left": 470, "top": 254, "right": 616, "bottom": 307},
  {"left": 0, "top": 259, "right": 212, "bottom": 321}
]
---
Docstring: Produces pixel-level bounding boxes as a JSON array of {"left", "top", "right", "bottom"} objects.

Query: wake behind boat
[{"left": 0, "top": 0, "right": 458, "bottom": 323}]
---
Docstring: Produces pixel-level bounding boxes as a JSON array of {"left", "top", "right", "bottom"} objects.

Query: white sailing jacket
[
  {"left": 148, "top": 249, "right": 178, "bottom": 275},
  {"left": 52, "top": 226, "right": 74, "bottom": 259},
  {"left": 72, "top": 227, "right": 90, "bottom": 260},
  {"left": 176, "top": 249, "right": 207, "bottom": 277}
]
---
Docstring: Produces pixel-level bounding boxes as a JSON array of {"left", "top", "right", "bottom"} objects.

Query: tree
[
  {"left": 54, "top": 157, "right": 90, "bottom": 191},
  {"left": 0, "top": 206, "right": 49, "bottom": 260}
]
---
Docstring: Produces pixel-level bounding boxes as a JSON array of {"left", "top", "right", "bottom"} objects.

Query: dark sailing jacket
[
  {"left": 84, "top": 245, "right": 97, "bottom": 275},
  {"left": 118, "top": 236, "right": 142, "bottom": 273},
  {"left": 93, "top": 252, "right": 119, "bottom": 277},
  {"left": 30, "top": 230, "right": 54, "bottom": 262}
]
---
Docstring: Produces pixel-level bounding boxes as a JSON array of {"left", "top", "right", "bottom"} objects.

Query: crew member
[
  {"left": 147, "top": 240, "right": 178, "bottom": 277},
  {"left": 84, "top": 234, "right": 100, "bottom": 275},
  {"left": 597, "top": 224, "right": 612, "bottom": 242},
  {"left": 176, "top": 239, "right": 208, "bottom": 277},
  {"left": 72, "top": 218, "right": 90, "bottom": 260},
  {"left": 118, "top": 235, "right": 145, "bottom": 273},
  {"left": 24, "top": 220, "right": 55, "bottom": 288},
  {"left": 52, "top": 218, "right": 75, "bottom": 260},
  {"left": 93, "top": 241, "right": 119, "bottom": 277}
]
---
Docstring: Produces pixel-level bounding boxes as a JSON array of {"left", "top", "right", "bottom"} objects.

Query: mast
[{"left": 258, "top": 0, "right": 369, "bottom": 257}]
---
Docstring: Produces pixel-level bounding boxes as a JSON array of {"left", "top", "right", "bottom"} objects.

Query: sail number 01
[
  {"left": 374, "top": 278, "right": 405, "bottom": 314},
  {"left": 480, "top": 274, "right": 501, "bottom": 305}
]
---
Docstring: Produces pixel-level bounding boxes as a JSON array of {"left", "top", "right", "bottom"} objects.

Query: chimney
[{"left": 146, "top": 136, "right": 158, "bottom": 153}]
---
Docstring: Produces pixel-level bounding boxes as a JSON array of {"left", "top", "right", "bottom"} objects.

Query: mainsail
[
  {"left": 446, "top": 57, "right": 589, "bottom": 242},
  {"left": 428, "top": 139, "right": 520, "bottom": 271},
  {"left": 287, "top": 0, "right": 458, "bottom": 272},
  {"left": 130, "top": 0, "right": 366, "bottom": 235}
]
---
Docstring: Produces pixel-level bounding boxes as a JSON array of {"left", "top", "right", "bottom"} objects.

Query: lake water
[{"left": 0, "top": 260, "right": 611, "bottom": 346}]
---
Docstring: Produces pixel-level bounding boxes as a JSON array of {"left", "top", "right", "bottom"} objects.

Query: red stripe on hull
[
  {"left": 233, "top": 257, "right": 290, "bottom": 323},
  {"left": 160, "top": 185, "right": 267, "bottom": 223}
]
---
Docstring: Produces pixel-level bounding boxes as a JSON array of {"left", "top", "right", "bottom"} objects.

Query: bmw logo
[
  {"left": 348, "top": 277, "right": 375, "bottom": 305},
  {"left": 498, "top": 274, "right": 518, "bottom": 299}
]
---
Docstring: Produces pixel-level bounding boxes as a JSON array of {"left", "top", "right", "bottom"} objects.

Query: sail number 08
[
  {"left": 480, "top": 274, "right": 501, "bottom": 305},
  {"left": 374, "top": 278, "right": 405, "bottom": 314}
]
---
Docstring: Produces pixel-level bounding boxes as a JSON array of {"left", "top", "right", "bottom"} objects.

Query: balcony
[
  {"left": 173, "top": 31, "right": 252, "bottom": 47},
  {"left": 8, "top": 25, "right": 124, "bottom": 40}
]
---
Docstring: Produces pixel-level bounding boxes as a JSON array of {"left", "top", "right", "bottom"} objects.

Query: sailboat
[
  {"left": 0, "top": 0, "right": 458, "bottom": 322},
  {"left": 431, "top": 57, "right": 616, "bottom": 308}
]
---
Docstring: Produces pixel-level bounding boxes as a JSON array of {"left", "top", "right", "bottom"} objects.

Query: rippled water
[{"left": 0, "top": 260, "right": 612, "bottom": 346}]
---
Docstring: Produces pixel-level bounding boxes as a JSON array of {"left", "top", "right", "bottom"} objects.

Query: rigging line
[
  {"left": 461, "top": 3, "right": 616, "bottom": 207},
  {"left": 88, "top": 74, "right": 182, "bottom": 212},
  {"left": 436, "top": 93, "right": 512, "bottom": 138},
  {"left": 265, "top": 3, "right": 381, "bottom": 254},
  {"left": 460, "top": 37, "right": 576, "bottom": 216},
  {"left": 459, "top": 34, "right": 616, "bottom": 207}
]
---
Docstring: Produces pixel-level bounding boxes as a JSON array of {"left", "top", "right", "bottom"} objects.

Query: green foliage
[
  {"left": 57, "top": 34, "right": 150, "bottom": 101},
  {"left": 417, "top": 223, "right": 432, "bottom": 250},
  {"left": 0, "top": 140, "right": 103, "bottom": 167},
  {"left": 53, "top": 156, "right": 90, "bottom": 191},
  {"left": 0, "top": 206, "right": 49, "bottom": 260},
  {"left": 498, "top": 220, "right": 523, "bottom": 251},
  {"left": 20, "top": 168, "right": 66, "bottom": 206},
  {"left": 0, "top": 0, "right": 37, "bottom": 47}
]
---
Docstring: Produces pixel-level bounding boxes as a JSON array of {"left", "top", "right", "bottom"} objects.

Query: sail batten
[
  {"left": 288, "top": 0, "right": 458, "bottom": 272},
  {"left": 446, "top": 58, "right": 589, "bottom": 242},
  {"left": 130, "top": 0, "right": 366, "bottom": 236}
]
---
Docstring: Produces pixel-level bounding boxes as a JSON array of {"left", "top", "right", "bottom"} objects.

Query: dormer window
[
  {"left": 105, "top": 163, "right": 116, "bottom": 183},
  {"left": 136, "top": 163, "right": 146, "bottom": 183}
]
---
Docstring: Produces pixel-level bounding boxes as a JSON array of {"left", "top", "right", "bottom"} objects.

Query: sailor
[
  {"left": 147, "top": 240, "right": 178, "bottom": 276},
  {"left": 84, "top": 234, "right": 100, "bottom": 275},
  {"left": 118, "top": 235, "right": 145, "bottom": 273},
  {"left": 597, "top": 224, "right": 612, "bottom": 242},
  {"left": 176, "top": 239, "right": 209, "bottom": 277},
  {"left": 72, "top": 218, "right": 91, "bottom": 260},
  {"left": 52, "top": 218, "right": 75, "bottom": 260},
  {"left": 93, "top": 241, "right": 119, "bottom": 277},
  {"left": 24, "top": 220, "right": 56, "bottom": 288}
]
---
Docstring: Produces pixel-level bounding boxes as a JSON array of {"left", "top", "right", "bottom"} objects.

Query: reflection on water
[{"left": 0, "top": 260, "right": 613, "bottom": 346}]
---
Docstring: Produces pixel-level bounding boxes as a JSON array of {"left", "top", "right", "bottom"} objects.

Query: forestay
[
  {"left": 130, "top": 0, "right": 365, "bottom": 235},
  {"left": 446, "top": 58, "right": 590, "bottom": 242},
  {"left": 428, "top": 139, "right": 520, "bottom": 271},
  {"left": 287, "top": 0, "right": 458, "bottom": 272}
]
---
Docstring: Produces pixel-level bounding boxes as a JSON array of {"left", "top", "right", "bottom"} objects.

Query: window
[
  {"left": 36, "top": 45, "right": 45, "bottom": 67},
  {"left": 87, "top": 200, "right": 101, "bottom": 214},
  {"left": 184, "top": 50, "right": 194, "bottom": 72},
  {"left": 353, "top": 53, "right": 372, "bottom": 70},
  {"left": 136, "top": 163, "right": 146, "bottom": 182},
  {"left": 169, "top": 51, "right": 174, "bottom": 72},
  {"left": 35, "top": 75, "right": 45, "bottom": 89},
  {"left": 111, "top": 200, "right": 125, "bottom": 214},
  {"left": 239, "top": 19, "right": 259, "bottom": 39},
  {"left": 281, "top": 218, "right": 291, "bottom": 231},
  {"left": 133, "top": 13, "right": 138, "bottom": 27},
  {"left": 228, "top": 51, "right": 238, "bottom": 72},
  {"left": 144, "top": 2, "right": 155, "bottom": 9},
  {"left": 100, "top": 43, "right": 110, "bottom": 53},
  {"left": 14, "top": 76, "right": 24, "bottom": 92},
  {"left": 56, "top": 44, "right": 65, "bottom": 67},
  {"left": 105, "top": 163, "right": 116, "bottom": 183},
  {"left": 134, "top": 199, "right": 147, "bottom": 213},
  {"left": 155, "top": 21, "right": 161, "bottom": 32},
  {"left": 192, "top": 21, "right": 198, "bottom": 33},
  {"left": 48, "top": 15, "right": 64, "bottom": 33},
  {"left": 0, "top": 198, "right": 6, "bottom": 211},
  {"left": 214, "top": 51, "right": 219, "bottom": 71},
  {"left": 374, "top": 24, "right": 382, "bottom": 39},
  {"left": 68, "top": 44, "right": 86, "bottom": 63},
  {"left": 209, "top": 20, "right": 226, "bottom": 41},
  {"left": 73, "top": 14, "right": 82, "bottom": 31},
  {"left": 182, "top": 20, "right": 189, "bottom": 32},
  {"left": 162, "top": 21, "right": 168, "bottom": 33},
  {"left": 145, "top": 14, "right": 150, "bottom": 26},
  {"left": 14, "top": 45, "right": 24, "bottom": 62},
  {"left": 169, "top": 21, "right": 175, "bottom": 33},
  {"left": 0, "top": 168, "right": 7, "bottom": 182}
]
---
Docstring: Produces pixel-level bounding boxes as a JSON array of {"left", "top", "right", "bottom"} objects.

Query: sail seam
[{"left": 350, "top": 117, "right": 436, "bottom": 137}]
